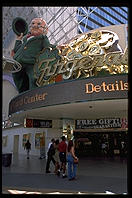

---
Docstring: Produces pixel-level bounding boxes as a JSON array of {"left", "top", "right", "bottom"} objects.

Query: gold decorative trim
[{"left": 34, "top": 29, "right": 128, "bottom": 86}]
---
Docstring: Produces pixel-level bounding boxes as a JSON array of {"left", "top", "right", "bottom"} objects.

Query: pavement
[{"left": 2, "top": 154, "right": 128, "bottom": 195}]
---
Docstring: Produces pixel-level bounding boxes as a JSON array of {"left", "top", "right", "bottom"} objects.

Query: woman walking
[{"left": 67, "top": 140, "right": 78, "bottom": 181}]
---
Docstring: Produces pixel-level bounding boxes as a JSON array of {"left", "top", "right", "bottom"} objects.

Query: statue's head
[{"left": 29, "top": 18, "right": 48, "bottom": 36}]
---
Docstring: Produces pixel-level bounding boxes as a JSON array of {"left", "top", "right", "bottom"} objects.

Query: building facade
[
  {"left": 77, "top": 7, "right": 128, "bottom": 33},
  {"left": 2, "top": 7, "right": 128, "bottom": 158}
]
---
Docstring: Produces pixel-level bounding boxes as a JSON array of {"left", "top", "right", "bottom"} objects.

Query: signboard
[
  {"left": 34, "top": 27, "right": 128, "bottom": 86},
  {"left": 9, "top": 74, "right": 128, "bottom": 116},
  {"left": 75, "top": 118, "right": 122, "bottom": 129},
  {"left": 24, "top": 118, "right": 52, "bottom": 128},
  {"left": 24, "top": 119, "right": 33, "bottom": 128},
  {"left": 33, "top": 119, "right": 52, "bottom": 128}
]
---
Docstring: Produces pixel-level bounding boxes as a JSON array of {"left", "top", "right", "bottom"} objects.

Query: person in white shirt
[{"left": 45, "top": 138, "right": 56, "bottom": 173}]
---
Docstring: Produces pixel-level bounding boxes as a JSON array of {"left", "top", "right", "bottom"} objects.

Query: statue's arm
[
  {"left": 13, "top": 33, "right": 24, "bottom": 53},
  {"left": 13, "top": 40, "right": 22, "bottom": 53},
  {"left": 42, "top": 35, "right": 56, "bottom": 49}
]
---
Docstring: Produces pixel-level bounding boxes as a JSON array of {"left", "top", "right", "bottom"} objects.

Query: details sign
[
  {"left": 9, "top": 74, "right": 128, "bottom": 115},
  {"left": 85, "top": 80, "right": 128, "bottom": 94}
]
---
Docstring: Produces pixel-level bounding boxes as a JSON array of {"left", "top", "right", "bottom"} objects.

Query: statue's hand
[
  {"left": 17, "top": 33, "right": 23, "bottom": 40},
  {"left": 57, "top": 44, "right": 66, "bottom": 50}
]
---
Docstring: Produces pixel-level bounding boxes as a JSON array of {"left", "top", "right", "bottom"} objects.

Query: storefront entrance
[{"left": 73, "top": 131, "right": 128, "bottom": 158}]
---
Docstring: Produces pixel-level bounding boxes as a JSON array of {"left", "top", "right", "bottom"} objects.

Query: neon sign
[{"left": 34, "top": 30, "right": 128, "bottom": 86}]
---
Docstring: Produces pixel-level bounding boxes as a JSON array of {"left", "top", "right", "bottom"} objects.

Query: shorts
[
  {"left": 59, "top": 152, "right": 66, "bottom": 163},
  {"left": 53, "top": 150, "right": 60, "bottom": 163}
]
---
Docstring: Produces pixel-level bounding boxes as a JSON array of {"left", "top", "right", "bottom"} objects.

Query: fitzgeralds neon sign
[
  {"left": 34, "top": 29, "right": 128, "bottom": 87},
  {"left": 35, "top": 48, "right": 128, "bottom": 87}
]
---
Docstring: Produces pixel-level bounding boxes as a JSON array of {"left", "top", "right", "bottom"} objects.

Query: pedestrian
[
  {"left": 47, "top": 138, "right": 55, "bottom": 151},
  {"left": 67, "top": 140, "right": 78, "bottom": 181},
  {"left": 58, "top": 136, "right": 67, "bottom": 178},
  {"left": 46, "top": 138, "right": 56, "bottom": 173},
  {"left": 39, "top": 136, "right": 45, "bottom": 159},
  {"left": 53, "top": 139, "right": 61, "bottom": 176},
  {"left": 24, "top": 140, "right": 31, "bottom": 159},
  {"left": 101, "top": 142, "right": 106, "bottom": 157}
]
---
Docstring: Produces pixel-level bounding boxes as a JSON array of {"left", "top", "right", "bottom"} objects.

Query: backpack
[{"left": 48, "top": 143, "right": 55, "bottom": 155}]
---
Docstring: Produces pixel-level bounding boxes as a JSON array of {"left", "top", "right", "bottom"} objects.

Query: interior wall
[
  {"left": 2, "top": 79, "right": 18, "bottom": 120},
  {"left": 2, "top": 124, "right": 62, "bottom": 156}
]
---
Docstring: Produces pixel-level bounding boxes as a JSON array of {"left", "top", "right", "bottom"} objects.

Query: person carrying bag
[{"left": 73, "top": 158, "right": 79, "bottom": 164}]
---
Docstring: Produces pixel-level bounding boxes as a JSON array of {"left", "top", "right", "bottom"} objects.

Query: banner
[
  {"left": 24, "top": 118, "right": 52, "bottom": 128},
  {"left": 75, "top": 118, "right": 122, "bottom": 129},
  {"left": 9, "top": 74, "right": 128, "bottom": 116}
]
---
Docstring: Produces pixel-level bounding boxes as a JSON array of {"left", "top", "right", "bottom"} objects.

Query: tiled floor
[{"left": 2, "top": 154, "right": 127, "bottom": 194}]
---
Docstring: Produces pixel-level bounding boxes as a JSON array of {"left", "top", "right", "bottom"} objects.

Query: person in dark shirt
[
  {"left": 24, "top": 140, "right": 31, "bottom": 159},
  {"left": 45, "top": 138, "right": 56, "bottom": 173},
  {"left": 58, "top": 136, "right": 67, "bottom": 178}
]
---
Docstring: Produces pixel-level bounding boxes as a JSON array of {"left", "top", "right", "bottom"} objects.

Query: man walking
[
  {"left": 46, "top": 138, "right": 56, "bottom": 173},
  {"left": 24, "top": 140, "right": 31, "bottom": 159}
]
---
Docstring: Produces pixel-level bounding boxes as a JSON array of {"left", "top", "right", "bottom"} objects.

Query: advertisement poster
[
  {"left": 35, "top": 132, "right": 45, "bottom": 149},
  {"left": 22, "top": 133, "right": 31, "bottom": 147}
]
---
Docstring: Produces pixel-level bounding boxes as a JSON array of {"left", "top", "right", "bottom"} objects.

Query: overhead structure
[
  {"left": 3, "top": 6, "right": 128, "bottom": 57},
  {"left": 76, "top": 7, "right": 128, "bottom": 33},
  {"left": 3, "top": 7, "right": 78, "bottom": 57}
]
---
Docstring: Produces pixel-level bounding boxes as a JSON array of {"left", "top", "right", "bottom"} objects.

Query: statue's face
[{"left": 29, "top": 18, "right": 48, "bottom": 36}]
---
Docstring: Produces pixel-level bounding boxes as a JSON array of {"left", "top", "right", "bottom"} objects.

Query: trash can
[{"left": 2, "top": 153, "right": 12, "bottom": 167}]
